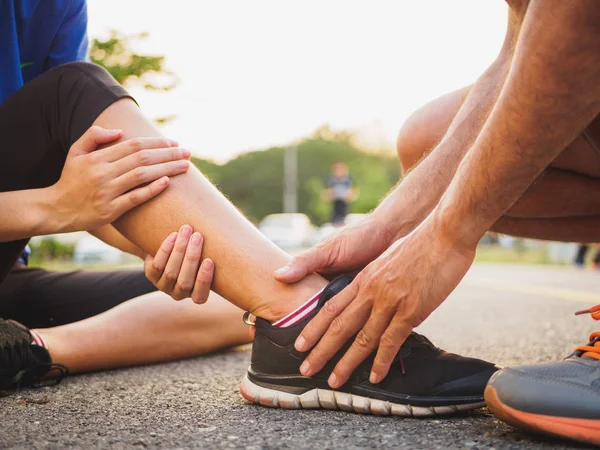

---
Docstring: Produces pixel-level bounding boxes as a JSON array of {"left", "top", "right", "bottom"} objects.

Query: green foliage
[
  {"left": 192, "top": 133, "right": 401, "bottom": 225},
  {"left": 90, "top": 31, "right": 177, "bottom": 90},
  {"left": 29, "top": 238, "right": 75, "bottom": 264},
  {"left": 90, "top": 31, "right": 177, "bottom": 125}
]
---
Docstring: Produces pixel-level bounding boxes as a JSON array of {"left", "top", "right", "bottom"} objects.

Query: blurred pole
[{"left": 283, "top": 146, "right": 298, "bottom": 213}]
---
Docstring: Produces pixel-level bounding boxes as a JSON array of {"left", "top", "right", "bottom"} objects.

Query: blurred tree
[
  {"left": 90, "top": 31, "right": 177, "bottom": 124},
  {"left": 193, "top": 129, "right": 401, "bottom": 225}
]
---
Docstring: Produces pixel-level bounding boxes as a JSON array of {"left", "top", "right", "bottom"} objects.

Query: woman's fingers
[
  {"left": 99, "top": 137, "right": 179, "bottom": 162},
  {"left": 171, "top": 232, "right": 204, "bottom": 300},
  {"left": 191, "top": 258, "right": 215, "bottom": 304},
  {"left": 112, "top": 147, "right": 191, "bottom": 177},
  {"left": 113, "top": 176, "right": 171, "bottom": 217},
  {"left": 159, "top": 225, "right": 193, "bottom": 295},
  {"left": 145, "top": 231, "right": 177, "bottom": 284},
  {"left": 113, "top": 160, "right": 190, "bottom": 194}
]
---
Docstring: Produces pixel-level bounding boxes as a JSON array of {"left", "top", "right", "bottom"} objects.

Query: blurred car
[
  {"left": 258, "top": 213, "right": 314, "bottom": 249},
  {"left": 73, "top": 235, "right": 124, "bottom": 264},
  {"left": 344, "top": 213, "right": 368, "bottom": 226},
  {"left": 309, "top": 213, "right": 369, "bottom": 246}
]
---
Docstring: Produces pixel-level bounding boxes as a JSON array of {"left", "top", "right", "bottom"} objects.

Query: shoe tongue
[
  {"left": 405, "top": 332, "right": 436, "bottom": 350},
  {"left": 316, "top": 274, "right": 355, "bottom": 309}
]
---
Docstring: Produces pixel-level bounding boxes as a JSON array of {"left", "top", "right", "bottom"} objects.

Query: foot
[
  {"left": 486, "top": 304, "right": 600, "bottom": 446},
  {"left": 241, "top": 275, "right": 499, "bottom": 416},
  {"left": 0, "top": 319, "right": 68, "bottom": 396}
]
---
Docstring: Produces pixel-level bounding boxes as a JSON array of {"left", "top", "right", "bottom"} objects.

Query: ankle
[{"left": 252, "top": 276, "right": 327, "bottom": 323}]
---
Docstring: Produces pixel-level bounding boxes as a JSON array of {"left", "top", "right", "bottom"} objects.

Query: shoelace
[{"left": 574, "top": 305, "right": 600, "bottom": 360}]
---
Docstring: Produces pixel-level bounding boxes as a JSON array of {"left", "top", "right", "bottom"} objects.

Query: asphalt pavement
[{"left": 1, "top": 263, "right": 600, "bottom": 449}]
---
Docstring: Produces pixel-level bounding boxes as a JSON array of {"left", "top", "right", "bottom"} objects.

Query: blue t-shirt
[
  {"left": 0, "top": 0, "right": 89, "bottom": 104},
  {"left": 1, "top": 0, "right": 89, "bottom": 266}
]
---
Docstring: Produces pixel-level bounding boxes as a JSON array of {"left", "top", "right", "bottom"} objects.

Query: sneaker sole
[
  {"left": 485, "top": 385, "right": 600, "bottom": 446},
  {"left": 241, "top": 374, "right": 485, "bottom": 417}
]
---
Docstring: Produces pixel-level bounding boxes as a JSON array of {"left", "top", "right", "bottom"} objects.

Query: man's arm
[
  {"left": 435, "top": 0, "right": 600, "bottom": 247},
  {"left": 372, "top": 7, "right": 522, "bottom": 235},
  {"left": 275, "top": 7, "right": 521, "bottom": 282},
  {"left": 290, "top": 0, "right": 600, "bottom": 388}
]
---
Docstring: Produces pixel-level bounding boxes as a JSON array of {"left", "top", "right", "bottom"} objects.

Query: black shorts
[
  {"left": 0, "top": 267, "right": 156, "bottom": 329},
  {"left": 0, "top": 62, "right": 133, "bottom": 285}
]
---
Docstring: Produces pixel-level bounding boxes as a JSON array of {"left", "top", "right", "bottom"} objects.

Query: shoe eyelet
[{"left": 243, "top": 311, "right": 256, "bottom": 326}]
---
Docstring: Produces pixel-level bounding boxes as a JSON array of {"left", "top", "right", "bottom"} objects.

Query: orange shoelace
[{"left": 574, "top": 305, "right": 600, "bottom": 360}]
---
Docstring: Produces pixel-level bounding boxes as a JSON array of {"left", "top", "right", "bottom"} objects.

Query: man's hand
[
  {"left": 145, "top": 225, "right": 215, "bottom": 303},
  {"left": 49, "top": 126, "right": 191, "bottom": 233},
  {"left": 294, "top": 218, "right": 476, "bottom": 388},
  {"left": 275, "top": 214, "right": 396, "bottom": 283}
]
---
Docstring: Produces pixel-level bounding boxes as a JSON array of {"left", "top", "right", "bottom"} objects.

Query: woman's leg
[
  {"left": 0, "top": 61, "right": 328, "bottom": 327},
  {"left": 37, "top": 291, "right": 249, "bottom": 374},
  {"left": 0, "top": 267, "right": 249, "bottom": 374},
  {"left": 96, "top": 99, "right": 327, "bottom": 321}
]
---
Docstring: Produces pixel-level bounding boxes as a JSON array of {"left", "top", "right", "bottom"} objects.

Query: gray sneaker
[{"left": 485, "top": 305, "right": 600, "bottom": 446}]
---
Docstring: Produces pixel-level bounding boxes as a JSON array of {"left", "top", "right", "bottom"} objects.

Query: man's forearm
[
  {"left": 1, "top": 188, "right": 61, "bottom": 241},
  {"left": 435, "top": 0, "right": 600, "bottom": 246},
  {"left": 373, "top": 9, "right": 520, "bottom": 237}
]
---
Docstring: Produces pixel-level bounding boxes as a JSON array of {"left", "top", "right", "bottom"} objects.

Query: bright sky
[{"left": 87, "top": 0, "right": 508, "bottom": 162}]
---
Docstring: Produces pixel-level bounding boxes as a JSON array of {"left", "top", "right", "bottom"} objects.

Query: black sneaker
[
  {"left": 241, "top": 275, "right": 499, "bottom": 416},
  {"left": 0, "top": 319, "right": 68, "bottom": 396}
]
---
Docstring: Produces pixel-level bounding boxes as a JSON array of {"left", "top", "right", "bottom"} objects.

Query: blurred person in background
[
  {"left": 323, "top": 161, "right": 358, "bottom": 226},
  {"left": 574, "top": 243, "right": 600, "bottom": 269}
]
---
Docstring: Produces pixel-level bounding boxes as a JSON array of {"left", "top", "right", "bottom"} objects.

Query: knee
[
  {"left": 396, "top": 86, "right": 471, "bottom": 174},
  {"left": 396, "top": 110, "right": 435, "bottom": 174}
]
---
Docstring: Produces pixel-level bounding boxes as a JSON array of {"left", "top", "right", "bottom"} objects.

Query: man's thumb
[
  {"left": 275, "top": 249, "right": 325, "bottom": 283},
  {"left": 70, "top": 126, "right": 122, "bottom": 155}
]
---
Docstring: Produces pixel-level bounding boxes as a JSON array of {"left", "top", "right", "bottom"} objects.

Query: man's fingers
[
  {"left": 160, "top": 225, "right": 193, "bottom": 295},
  {"left": 145, "top": 231, "right": 177, "bottom": 283},
  {"left": 112, "top": 147, "right": 191, "bottom": 177},
  {"left": 171, "top": 232, "right": 204, "bottom": 300},
  {"left": 70, "top": 126, "right": 123, "bottom": 156},
  {"left": 100, "top": 137, "right": 179, "bottom": 162},
  {"left": 328, "top": 312, "right": 393, "bottom": 388},
  {"left": 113, "top": 176, "right": 170, "bottom": 217},
  {"left": 370, "top": 316, "right": 413, "bottom": 384},
  {"left": 191, "top": 258, "right": 214, "bottom": 304},
  {"left": 113, "top": 160, "right": 190, "bottom": 194},
  {"left": 295, "top": 280, "right": 359, "bottom": 353},
  {"left": 299, "top": 296, "right": 372, "bottom": 378}
]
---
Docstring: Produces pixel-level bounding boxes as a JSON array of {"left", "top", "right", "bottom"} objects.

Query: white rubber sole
[{"left": 240, "top": 375, "right": 485, "bottom": 417}]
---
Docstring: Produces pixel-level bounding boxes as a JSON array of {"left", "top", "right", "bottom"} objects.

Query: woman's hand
[
  {"left": 294, "top": 217, "right": 477, "bottom": 389},
  {"left": 145, "top": 225, "right": 215, "bottom": 303},
  {"left": 49, "top": 126, "right": 192, "bottom": 233}
]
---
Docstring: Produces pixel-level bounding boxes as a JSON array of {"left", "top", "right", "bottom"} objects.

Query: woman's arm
[
  {"left": 1, "top": 126, "right": 191, "bottom": 243},
  {"left": 1, "top": 188, "right": 58, "bottom": 241},
  {"left": 89, "top": 224, "right": 146, "bottom": 259}
]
